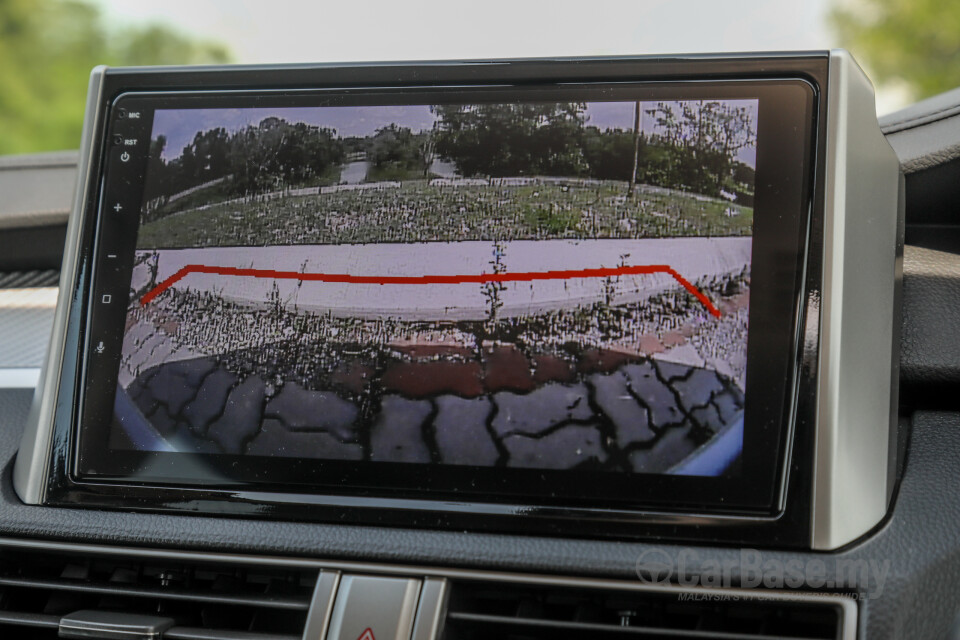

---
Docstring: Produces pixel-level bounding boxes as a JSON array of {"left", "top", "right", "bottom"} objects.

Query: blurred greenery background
[
  {"left": 0, "top": 0, "right": 229, "bottom": 155},
  {"left": 831, "top": 0, "right": 960, "bottom": 102},
  {"left": 1, "top": 0, "right": 958, "bottom": 156}
]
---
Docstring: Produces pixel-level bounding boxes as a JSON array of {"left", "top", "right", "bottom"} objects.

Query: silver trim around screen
[
  {"left": 13, "top": 67, "right": 106, "bottom": 504},
  {"left": 811, "top": 51, "right": 903, "bottom": 550},
  {"left": 12, "top": 55, "right": 903, "bottom": 557}
]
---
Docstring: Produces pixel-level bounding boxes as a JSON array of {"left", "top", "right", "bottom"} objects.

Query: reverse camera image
[{"left": 115, "top": 99, "right": 756, "bottom": 476}]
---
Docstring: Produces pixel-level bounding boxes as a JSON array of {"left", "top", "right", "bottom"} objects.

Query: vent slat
[
  {"left": 442, "top": 581, "right": 843, "bottom": 640},
  {"left": 0, "top": 576, "right": 311, "bottom": 610},
  {"left": 165, "top": 627, "right": 302, "bottom": 640},
  {"left": 448, "top": 611, "right": 825, "bottom": 640},
  {"left": 0, "top": 270, "right": 59, "bottom": 289},
  {"left": 0, "top": 611, "right": 60, "bottom": 629},
  {"left": 0, "top": 551, "right": 317, "bottom": 639}
]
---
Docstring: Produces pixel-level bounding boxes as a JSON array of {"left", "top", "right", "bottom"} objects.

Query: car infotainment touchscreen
[
  {"left": 54, "top": 67, "right": 818, "bottom": 521},
  {"left": 128, "top": 98, "right": 755, "bottom": 473},
  {"left": 13, "top": 55, "right": 906, "bottom": 547}
]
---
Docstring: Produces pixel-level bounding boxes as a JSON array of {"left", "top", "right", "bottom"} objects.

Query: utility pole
[{"left": 629, "top": 101, "right": 641, "bottom": 196}]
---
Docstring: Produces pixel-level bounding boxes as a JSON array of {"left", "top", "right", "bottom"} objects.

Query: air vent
[
  {"left": 0, "top": 270, "right": 59, "bottom": 374},
  {"left": 0, "top": 270, "right": 59, "bottom": 289},
  {"left": 441, "top": 580, "right": 845, "bottom": 640},
  {"left": 0, "top": 548, "right": 318, "bottom": 639}
]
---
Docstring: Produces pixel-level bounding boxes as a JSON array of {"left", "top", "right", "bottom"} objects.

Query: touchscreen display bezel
[{"left": 69, "top": 77, "right": 816, "bottom": 516}]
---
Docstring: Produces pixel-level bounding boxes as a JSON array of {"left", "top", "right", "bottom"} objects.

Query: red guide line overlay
[{"left": 139, "top": 263, "right": 722, "bottom": 317}]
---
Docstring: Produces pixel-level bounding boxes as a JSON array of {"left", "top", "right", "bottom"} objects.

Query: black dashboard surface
[{"left": 2, "top": 388, "right": 960, "bottom": 638}]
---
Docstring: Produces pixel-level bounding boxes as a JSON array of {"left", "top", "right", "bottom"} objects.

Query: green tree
[
  {"left": 0, "top": 0, "right": 230, "bottom": 155},
  {"left": 224, "top": 118, "right": 343, "bottom": 196},
  {"left": 642, "top": 101, "right": 755, "bottom": 196},
  {"left": 433, "top": 102, "right": 588, "bottom": 177},
  {"left": 142, "top": 134, "right": 168, "bottom": 204},
  {"left": 367, "top": 125, "right": 424, "bottom": 171},
  {"left": 832, "top": 0, "right": 960, "bottom": 100},
  {"left": 581, "top": 126, "right": 637, "bottom": 182}
]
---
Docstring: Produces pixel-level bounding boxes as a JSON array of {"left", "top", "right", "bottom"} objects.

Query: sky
[
  {"left": 154, "top": 100, "right": 758, "bottom": 167},
  {"left": 86, "top": 0, "right": 910, "bottom": 116}
]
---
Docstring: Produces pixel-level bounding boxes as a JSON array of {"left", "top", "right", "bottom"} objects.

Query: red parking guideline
[{"left": 139, "top": 263, "right": 722, "bottom": 317}]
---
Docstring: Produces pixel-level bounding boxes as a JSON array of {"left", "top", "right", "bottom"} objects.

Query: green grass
[
  {"left": 137, "top": 180, "right": 752, "bottom": 249},
  {"left": 151, "top": 165, "right": 342, "bottom": 219},
  {"left": 363, "top": 163, "right": 428, "bottom": 182},
  {"left": 289, "top": 164, "right": 343, "bottom": 189},
  {"left": 154, "top": 180, "right": 234, "bottom": 218},
  {"left": 522, "top": 203, "right": 580, "bottom": 234}
]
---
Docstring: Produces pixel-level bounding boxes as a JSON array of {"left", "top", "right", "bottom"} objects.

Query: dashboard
[{"left": 0, "top": 51, "right": 956, "bottom": 640}]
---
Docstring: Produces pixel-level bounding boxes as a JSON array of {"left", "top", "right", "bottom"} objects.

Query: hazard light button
[{"left": 325, "top": 575, "right": 422, "bottom": 640}]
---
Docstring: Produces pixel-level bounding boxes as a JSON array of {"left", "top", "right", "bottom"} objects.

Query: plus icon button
[{"left": 113, "top": 203, "right": 123, "bottom": 213}]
